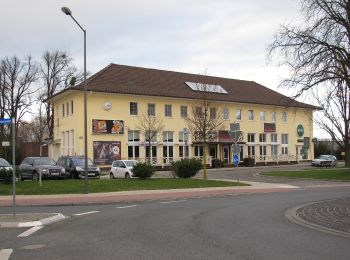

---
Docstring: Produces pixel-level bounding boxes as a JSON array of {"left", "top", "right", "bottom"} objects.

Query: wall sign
[
  {"left": 92, "top": 119, "right": 124, "bottom": 134},
  {"left": 264, "top": 123, "right": 276, "bottom": 132},
  {"left": 297, "top": 124, "right": 304, "bottom": 137},
  {"left": 93, "top": 141, "right": 121, "bottom": 165}
]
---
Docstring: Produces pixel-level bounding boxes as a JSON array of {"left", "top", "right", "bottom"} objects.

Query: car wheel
[
  {"left": 125, "top": 173, "right": 130, "bottom": 179},
  {"left": 32, "top": 171, "right": 39, "bottom": 181},
  {"left": 110, "top": 173, "right": 114, "bottom": 179}
]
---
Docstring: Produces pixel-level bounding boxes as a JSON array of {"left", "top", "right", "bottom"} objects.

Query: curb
[
  {"left": 285, "top": 203, "right": 350, "bottom": 239},
  {"left": 0, "top": 213, "right": 66, "bottom": 228}
]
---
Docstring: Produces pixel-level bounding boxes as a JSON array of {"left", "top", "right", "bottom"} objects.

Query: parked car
[
  {"left": 0, "top": 158, "right": 13, "bottom": 182},
  {"left": 110, "top": 160, "right": 138, "bottom": 179},
  {"left": 19, "top": 157, "right": 67, "bottom": 180},
  {"left": 311, "top": 155, "right": 337, "bottom": 167},
  {"left": 0, "top": 158, "right": 12, "bottom": 171},
  {"left": 57, "top": 156, "right": 100, "bottom": 179}
]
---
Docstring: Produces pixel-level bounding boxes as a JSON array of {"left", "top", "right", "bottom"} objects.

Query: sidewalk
[{"left": 0, "top": 181, "right": 299, "bottom": 207}]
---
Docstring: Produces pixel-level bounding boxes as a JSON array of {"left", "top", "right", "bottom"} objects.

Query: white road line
[
  {"left": 116, "top": 205, "right": 137, "bottom": 209},
  {"left": 73, "top": 211, "right": 100, "bottom": 216},
  {"left": 0, "top": 249, "right": 13, "bottom": 260},
  {"left": 18, "top": 226, "right": 43, "bottom": 238},
  {"left": 159, "top": 200, "right": 187, "bottom": 204}
]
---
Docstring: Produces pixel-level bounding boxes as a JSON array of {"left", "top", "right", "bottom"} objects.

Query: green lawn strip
[
  {"left": 261, "top": 168, "right": 350, "bottom": 181},
  {"left": 0, "top": 179, "right": 249, "bottom": 195}
]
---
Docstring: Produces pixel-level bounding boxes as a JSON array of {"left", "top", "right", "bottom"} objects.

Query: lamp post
[{"left": 61, "top": 7, "right": 89, "bottom": 193}]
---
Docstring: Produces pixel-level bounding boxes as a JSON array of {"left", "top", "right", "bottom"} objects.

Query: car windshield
[
  {"left": 33, "top": 158, "right": 56, "bottom": 166},
  {"left": 72, "top": 158, "right": 94, "bottom": 166},
  {"left": 0, "top": 158, "right": 10, "bottom": 167},
  {"left": 318, "top": 155, "right": 331, "bottom": 160},
  {"left": 125, "top": 160, "right": 137, "bottom": 167}
]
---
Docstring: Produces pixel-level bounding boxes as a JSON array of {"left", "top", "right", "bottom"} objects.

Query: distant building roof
[{"left": 49, "top": 63, "right": 317, "bottom": 109}]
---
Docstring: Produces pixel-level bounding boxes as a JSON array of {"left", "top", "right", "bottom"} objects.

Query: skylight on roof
[{"left": 185, "top": 82, "right": 228, "bottom": 94}]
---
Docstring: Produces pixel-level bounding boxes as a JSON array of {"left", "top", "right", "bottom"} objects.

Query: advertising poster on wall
[
  {"left": 92, "top": 119, "right": 124, "bottom": 134},
  {"left": 93, "top": 141, "right": 121, "bottom": 165}
]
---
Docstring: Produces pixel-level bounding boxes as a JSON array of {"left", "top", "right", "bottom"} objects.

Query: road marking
[
  {"left": 116, "top": 205, "right": 137, "bottom": 209},
  {"left": 73, "top": 211, "right": 100, "bottom": 216},
  {"left": 0, "top": 249, "right": 13, "bottom": 260},
  {"left": 159, "top": 200, "right": 187, "bottom": 204},
  {"left": 18, "top": 226, "right": 43, "bottom": 238}
]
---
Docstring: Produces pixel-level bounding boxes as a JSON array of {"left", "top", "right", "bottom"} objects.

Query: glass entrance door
[{"left": 223, "top": 146, "right": 230, "bottom": 164}]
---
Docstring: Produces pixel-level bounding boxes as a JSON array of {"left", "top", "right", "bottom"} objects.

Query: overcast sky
[{"left": 0, "top": 0, "right": 327, "bottom": 137}]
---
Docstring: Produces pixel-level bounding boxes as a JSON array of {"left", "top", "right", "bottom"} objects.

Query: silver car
[
  {"left": 110, "top": 160, "right": 138, "bottom": 179},
  {"left": 311, "top": 155, "right": 337, "bottom": 167}
]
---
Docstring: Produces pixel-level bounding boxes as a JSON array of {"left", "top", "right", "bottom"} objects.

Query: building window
[
  {"left": 163, "top": 146, "right": 173, "bottom": 163},
  {"left": 179, "top": 145, "right": 189, "bottom": 158},
  {"left": 282, "top": 112, "right": 287, "bottom": 123},
  {"left": 148, "top": 103, "right": 155, "bottom": 116},
  {"left": 180, "top": 105, "right": 187, "bottom": 118},
  {"left": 260, "top": 111, "right": 265, "bottom": 121},
  {"left": 130, "top": 102, "right": 138, "bottom": 115},
  {"left": 66, "top": 102, "right": 69, "bottom": 116},
  {"left": 271, "top": 145, "right": 278, "bottom": 156},
  {"left": 71, "top": 100, "right": 74, "bottom": 115},
  {"left": 128, "top": 130, "right": 140, "bottom": 142},
  {"left": 179, "top": 131, "right": 189, "bottom": 143},
  {"left": 223, "top": 108, "right": 229, "bottom": 120},
  {"left": 281, "top": 134, "right": 288, "bottom": 155},
  {"left": 259, "top": 133, "right": 266, "bottom": 143},
  {"left": 195, "top": 106, "right": 202, "bottom": 116},
  {"left": 146, "top": 146, "right": 157, "bottom": 160},
  {"left": 248, "top": 110, "right": 254, "bottom": 120},
  {"left": 128, "top": 130, "right": 140, "bottom": 160},
  {"left": 210, "top": 108, "right": 216, "bottom": 119},
  {"left": 163, "top": 131, "right": 174, "bottom": 142},
  {"left": 179, "top": 131, "right": 189, "bottom": 158},
  {"left": 272, "top": 112, "right": 276, "bottom": 122},
  {"left": 270, "top": 133, "right": 277, "bottom": 143},
  {"left": 248, "top": 145, "right": 255, "bottom": 157},
  {"left": 145, "top": 131, "right": 157, "bottom": 142},
  {"left": 165, "top": 104, "right": 172, "bottom": 117},
  {"left": 236, "top": 109, "right": 242, "bottom": 120},
  {"left": 247, "top": 133, "right": 255, "bottom": 143},
  {"left": 194, "top": 145, "right": 204, "bottom": 157},
  {"left": 128, "top": 146, "right": 139, "bottom": 159},
  {"left": 62, "top": 104, "right": 65, "bottom": 117},
  {"left": 260, "top": 145, "right": 267, "bottom": 157}
]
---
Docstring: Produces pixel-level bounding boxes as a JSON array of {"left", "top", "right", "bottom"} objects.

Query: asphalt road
[{"left": 1, "top": 187, "right": 349, "bottom": 260}]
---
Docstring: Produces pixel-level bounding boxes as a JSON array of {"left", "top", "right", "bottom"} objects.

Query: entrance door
[{"left": 223, "top": 146, "right": 230, "bottom": 164}]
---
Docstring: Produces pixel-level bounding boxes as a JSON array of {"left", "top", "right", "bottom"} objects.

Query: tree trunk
[{"left": 203, "top": 140, "right": 207, "bottom": 180}]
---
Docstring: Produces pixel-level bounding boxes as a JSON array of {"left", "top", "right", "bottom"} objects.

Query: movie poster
[
  {"left": 93, "top": 141, "right": 121, "bottom": 165},
  {"left": 92, "top": 119, "right": 124, "bottom": 134}
]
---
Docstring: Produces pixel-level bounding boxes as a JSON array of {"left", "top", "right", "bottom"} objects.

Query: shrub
[
  {"left": 211, "top": 158, "right": 224, "bottom": 168},
  {"left": 131, "top": 162, "right": 155, "bottom": 179},
  {"left": 0, "top": 168, "right": 13, "bottom": 184},
  {"left": 171, "top": 158, "right": 202, "bottom": 178},
  {"left": 242, "top": 157, "right": 255, "bottom": 167}
]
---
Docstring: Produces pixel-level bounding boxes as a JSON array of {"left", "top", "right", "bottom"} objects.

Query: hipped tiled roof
[{"left": 55, "top": 63, "right": 316, "bottom": 109}]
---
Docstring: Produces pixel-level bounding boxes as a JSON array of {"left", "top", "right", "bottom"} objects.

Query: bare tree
[
  {"left": 268, "top": 0, "right": 350, "bottom": 167},
  {"left": 40, "top": 50, "right": 83, "bottom": 139},
  {"left": 186, "top": 82, "right": 225, "bottom": 180},
  {"left": 0, "top": 56, "right": 38, "bottom": 138},
  {"left": 136, "top": 111, "right": 164, "bottom": 163}
]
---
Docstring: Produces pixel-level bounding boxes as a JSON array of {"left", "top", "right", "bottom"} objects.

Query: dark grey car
[
  {"left": 19, "top": 157, "right": 68, "bottom": 181},
  {"left": 57, "top": 156, "right": 100, "bottom": 179}
]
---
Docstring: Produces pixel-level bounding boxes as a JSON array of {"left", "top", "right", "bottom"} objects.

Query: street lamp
[{"left": 61, "top": 7, "right": 89, "bottom": 193}]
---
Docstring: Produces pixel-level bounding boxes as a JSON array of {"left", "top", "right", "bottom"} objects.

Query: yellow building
[{"left": 47, "top": 64, "right": 316, "bottom": 167}]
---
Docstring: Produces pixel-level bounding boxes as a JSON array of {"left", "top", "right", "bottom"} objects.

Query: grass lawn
[
  {"left": 261, "top": 168, "right": 350, "bottom": 181},
  {"left": 0, "top": 178, "right": 249, "bottom": 195}
]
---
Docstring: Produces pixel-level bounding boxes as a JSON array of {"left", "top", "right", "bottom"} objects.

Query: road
[{"left": 1, "top": 163, "right": 349, "bottom": 259}]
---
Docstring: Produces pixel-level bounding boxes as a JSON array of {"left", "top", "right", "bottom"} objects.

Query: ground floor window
[
  {"left": 260, "top": 145, "right": 267, "bottom": 158},
  {"left": 271, "top": 145, "right": 278, "bottom": 156},
  {"left": 128, "top": 145, "right": 139, "bottom": 159},
  {"left": 282, "top": 146, "right": 288, "bottom": 155},
  {"left": 146, "top": 146, "right": 157, "bottom": 161},
  {"left": 248, "top": 145, "right": 255, "bottom": 157},
  {"left": 163, "top": 145, "right": 173, "bottom": 163},
  {"left": 194, "top": 145, "right": 203, "bottom": 157},
  {"left": 179, "top": 145, "right": 189, "bottom": 158}
]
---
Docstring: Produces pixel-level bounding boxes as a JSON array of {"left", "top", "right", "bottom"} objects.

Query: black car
[
  {"left": 19, "top": 157, "right": 68, "bottom": 181},
  {"left": 57, "top": 156, "right": 100, "bottom": 179}
]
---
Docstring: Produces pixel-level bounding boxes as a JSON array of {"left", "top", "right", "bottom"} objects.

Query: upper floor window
[
  {"left": 66, "top": 102, "right": 69, "bottom": 116},
  {"left": 259, "top": 133, "right": 266, "bottom": 143},
  {"left": 71, "top": 100, "right": 74, "bottom": 115},
  {"left": 223, "top": 108, "right": 229, "bottom": 120},
  {"left": 270, "top": 133, "right": 278, "bottom": 143},
  {"left": 165, "top": 104, "right": 172, "bottom": 117},
  {"left": 260, "top": 111, "right": 265, "bottom": 121},
  {"left": 180, "top": 106, "right": 188, "bottom": 118},
  {"left": 62, "top": 104, "right": 65, "bottom": 117},
  {"left": 236, "top": 109, "right": 242, "bottom": 120},
  {"left": 130, "top": 102, "right": 138, "bottom": 115},
  {"left": 146, "top": 131, "right": 157, "bottom": 142},
  {"left": 163, "top": 131, "right": 174, "bottom": 142},
  {"left": 128, "top": 130, "right": 140, "bottom": 142},
  {"left": 282, "top": 112, "right": 287, "bottom": 123},
  {"left": 247, "top": 133, "right": 255, "bottom": 143},
  {"left": 272, "top": 112, "right": 276, "bottom": 123},
  {"left": 248, "top": 110, "right": 254, "bottom": 120},
  {"left": 195, "top": 106, "right": 202, "bottom": 116},
  {"left": 148, "top": 103, "right": 155, "bottom": 116},
  {"left": 281, "top": 134, "right": 288, "bottom": 144},
  {"left": 210, "top": 108, "right": 216, "bottom": 119},
  {"left": 179, "top": 131, "right": 189, "bottom": 142}
]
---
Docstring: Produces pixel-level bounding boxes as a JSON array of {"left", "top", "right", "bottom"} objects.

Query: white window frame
[
  {"left": 248, "top": 110, "right": 254, "bottom": 120},
  {"left": 148, "top": 103, "right": 155, "bottom": 116},
  {"left": 223, "top": 108, "right": 229, "bottom": 120},
  {"left": 165, "top": 104, "right": 172, "bottom": 117},
  {"left": 282, "top": 112, "right": 287, "bottom": 123},
  {"left": 260, "top": 111, "right": 266, "bottom": 121},
  {"left": 236, "top": 109, "right": 242, "bottom": 120}
]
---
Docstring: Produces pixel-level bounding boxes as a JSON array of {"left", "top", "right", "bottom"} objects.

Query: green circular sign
[{"left": 297, "top": 124, "right": 304, "bottom": 137}]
